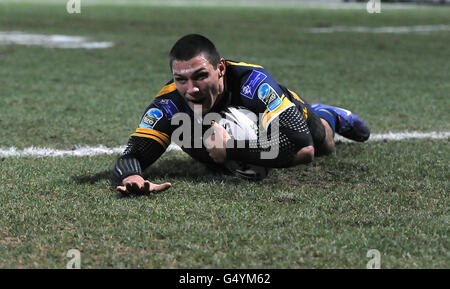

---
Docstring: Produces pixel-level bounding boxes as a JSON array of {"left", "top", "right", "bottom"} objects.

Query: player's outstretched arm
[
  {"left": 116, "top": 175, "right": 171, "bottom": 194},
  {"left": 112, "top": 135, "right": 169, "bottom": 194}
]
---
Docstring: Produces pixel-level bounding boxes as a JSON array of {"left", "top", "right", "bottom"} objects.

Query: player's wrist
[
  {"left": 121, "top": 173, "right": 144, "bottom": 185},
  {"left": 123, "top": 174, "right": 143, "bottom": 181}
]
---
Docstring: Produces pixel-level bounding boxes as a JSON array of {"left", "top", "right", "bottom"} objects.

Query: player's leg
[
  {"left": 311, "top": 103, "right": 370, "bottom": 142},
  {"left": 284, "top": 89, "right": 336, "bottom": 156},
  {"left": 303, "top": 104, "right": 335, "bottom": 156},
  {"left": 318, "top": 118, "right": 336, "bottom": 155}
]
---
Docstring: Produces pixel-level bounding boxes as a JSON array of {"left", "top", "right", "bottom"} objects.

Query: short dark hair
[{"left": 169, "top": 34, "right": 220, "bottom": 70}]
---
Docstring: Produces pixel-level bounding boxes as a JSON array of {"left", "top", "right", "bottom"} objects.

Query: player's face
[{"left": 172, "top": 54, "right": 225, "bottom": 115}]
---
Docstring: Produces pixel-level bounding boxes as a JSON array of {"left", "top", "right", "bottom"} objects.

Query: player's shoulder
[
  {"left": 154, "top": 79, "right": 177, "bottom": 98},
  {"left": 225, "top": 59, "right": 270, "bottom": 99},
  {"left": 225, "top": 60, "right": 264, "bottom": 70},
  {"left": 144, "top": 80, "right": 188, "bottom": 120},
  {"left": 225, "top": 59, "right": 267, "bottom": 79}
]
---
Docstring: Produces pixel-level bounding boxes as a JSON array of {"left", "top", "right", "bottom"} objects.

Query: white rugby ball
[
  {"left": 218, "top": 106, "right": 259, "bottom": 141},
  {"left": 218, "top": 106, "right": 269, "bottom": 180}
]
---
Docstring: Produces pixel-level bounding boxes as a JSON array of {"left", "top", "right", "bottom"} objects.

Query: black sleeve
[
  {"left": 111, "top": 96, "right": 175, "bottom": 185},
  {"left": 111, "top": 136, "right": 166, "bottom": 185},
  {"left": 226, "top": 106, "right": 313, "bottom": 168}
]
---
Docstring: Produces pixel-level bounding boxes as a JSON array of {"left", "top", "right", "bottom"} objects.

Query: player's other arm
[
  {"left": 277, "top": 106, "right": 315, "bottom": 166},
  {"left": 206, "top": 109, "right": 314, "bottom": 168},
  {"left": 219, "top": 69, "right": 313, "bottom": 167},
  {"left": 234, "top": 105, "right": 314, "bottom": 167}
]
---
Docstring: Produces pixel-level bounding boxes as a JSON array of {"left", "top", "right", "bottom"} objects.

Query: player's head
[
  {"left": 170, "top": 34, "right": 226, "bottom": 115},
  {"left": 169, "top": 34, "right": 220, "bottom": 69}
]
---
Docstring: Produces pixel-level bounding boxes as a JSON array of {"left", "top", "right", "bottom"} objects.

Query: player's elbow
[{"left": 292, "top": 145, "right": 314, "bottom": 166}]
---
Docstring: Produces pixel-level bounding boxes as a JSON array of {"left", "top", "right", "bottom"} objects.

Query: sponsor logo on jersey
[
  {"left": 154, "top": 99, "right": 178, "bottom": 120},
  {"left": 240, "top": 70, "right": 267, "bottom": 99},
  {"left": 140, "top": 108, "right": 163, "bottom": 129},
  {"left": 257, "top": 83, "right": 282, "bottom": 111}
]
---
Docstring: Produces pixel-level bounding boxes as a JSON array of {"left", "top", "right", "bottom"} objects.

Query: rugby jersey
[{"left": 112, "top": 60, "right": 314, "bottom": 183}]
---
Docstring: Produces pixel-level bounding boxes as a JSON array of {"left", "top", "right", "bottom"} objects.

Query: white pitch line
[
  {"left": 0, "top": 131, "right": 448, "bottom": 158},
  {"left": 0, "top": 31, "right": 115, "bottom": 49},
  {"left": 307, "top": 25, "right": 450, "bottom": 34},
  {"left": 0, "top": 144, "right": 180, "bottom": 158},
  {"left": 334, "top": 131, "right": 450, "bottom": 143}
]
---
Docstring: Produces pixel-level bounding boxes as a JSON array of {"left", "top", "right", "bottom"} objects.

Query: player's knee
[
  {"left": 292, "top": 145, "right": 314, "bottom": 166},
  {"left": 321, "top": 137, "right": 335, "bottom": 155},
  {"left": 316, "top": 119, "right": 335, "bottom": 156},
  {"left": 302, "top": 146, "right": 315, "bottom": 163}
]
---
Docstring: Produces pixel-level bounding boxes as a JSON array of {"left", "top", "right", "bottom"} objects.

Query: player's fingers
[
  {"left": 116, "top": 185, "right": 127, "bottom": 192},
  {"left": 211, "top": 121, "right": 221, "bottom": 136},
  {"left": 133, "top": 182, "right": 143, "bottom": 193},
  {"left": 143, "top": 181, "right": 150, "bottom": 193},
  {"left": 212, "top": 121, "right": 228, "bottom": 142},
  {"left": 212, "top": 121, "right": 225, "bottom": 140},
  {"left": 125, "top": 183, "right": 133, "bottom": 193},
  {"left": 204, "top": 136, "right": 214, "bottom": 150},
  {"left": 216, "top": 121, "right": 230, "bottom": 138},
  {"left": 150, "top": 182, "right": 172, "bottom": 192},
  {"left": 126, "top": 182, "right": 140, "bottom": 194}
]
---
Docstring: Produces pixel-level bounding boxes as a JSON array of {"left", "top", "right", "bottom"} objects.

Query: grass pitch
[{"left": 0, "top": 1, "right": 449, "bottom": 268}]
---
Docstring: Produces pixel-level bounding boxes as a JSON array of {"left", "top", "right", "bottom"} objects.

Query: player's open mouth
[{"left": 186, "top": 97, "right": 205, "bottom": 105}]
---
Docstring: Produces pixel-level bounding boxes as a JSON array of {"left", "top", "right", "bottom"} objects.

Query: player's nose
[{"left": 186, "top": 80, "right": 200, "bottom": 95}]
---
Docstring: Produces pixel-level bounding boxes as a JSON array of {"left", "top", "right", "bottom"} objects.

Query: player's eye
[
  {"left": 195, "top": 73, "right": 208, "bottom": 80},
  {"left": 175, "top": 78, "right": 186, "bottom": 83}
]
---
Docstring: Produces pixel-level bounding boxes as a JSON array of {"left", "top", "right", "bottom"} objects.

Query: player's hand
[
  {"left": 116, "top": 175, "right": 171, "bottom": 195},
  {"left": 204, "top": 121, "right": 230, "bottom": 164}
]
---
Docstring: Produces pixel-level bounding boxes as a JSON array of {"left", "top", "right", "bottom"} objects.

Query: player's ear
[{"left": 218, "top": 58, "right": 226, "bottom": 78}]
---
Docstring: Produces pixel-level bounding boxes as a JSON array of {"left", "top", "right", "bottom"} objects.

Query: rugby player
[{"left": 112, "top": 34, "right": 370, "bottom": 194}]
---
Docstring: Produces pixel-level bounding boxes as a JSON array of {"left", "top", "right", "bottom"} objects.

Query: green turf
[
  {"left": 0, "top": 1, "right": 449, "bottom": 268},
  {"left": 1, "top": 140, "right": 448, "bottom": 268}
]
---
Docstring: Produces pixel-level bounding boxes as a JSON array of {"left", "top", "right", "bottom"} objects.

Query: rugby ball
[
  {"left": 218, "top": 106, "right": 259, "bottom": 141},
  {"left": 218, "top": 106, "right": 269, "bottom": 180}
]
